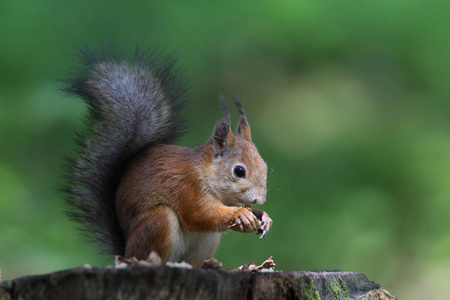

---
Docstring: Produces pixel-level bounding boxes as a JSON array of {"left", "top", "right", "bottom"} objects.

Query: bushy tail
[{"left": 63, "top": 48, "right": 186, "bottom": 255}]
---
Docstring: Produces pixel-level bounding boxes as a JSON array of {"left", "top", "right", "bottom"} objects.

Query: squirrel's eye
[{"left": 234, "top": 165, "right": 246, "bottom": 178}]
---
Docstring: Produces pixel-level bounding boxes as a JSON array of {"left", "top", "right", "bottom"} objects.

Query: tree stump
[{"left": 0, "top": 265, "right": 396, "bottom": 300}]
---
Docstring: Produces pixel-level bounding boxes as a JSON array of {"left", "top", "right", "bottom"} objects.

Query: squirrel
[{"left": 63, "top": 48, "right": 272, "bottom": 267}]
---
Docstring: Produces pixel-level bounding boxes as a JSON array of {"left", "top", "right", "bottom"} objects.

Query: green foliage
[{"left": 1, "top": 1, "right": 449, "bottom": 299}]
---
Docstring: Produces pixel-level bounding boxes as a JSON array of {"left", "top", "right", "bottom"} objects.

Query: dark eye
[{"left": 234, "top": 165, "right": 246, "bottom": 178}]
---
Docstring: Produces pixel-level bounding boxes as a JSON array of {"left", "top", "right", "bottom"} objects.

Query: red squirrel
[{"left": 63, "top": 49, "right": 272, "bottom": 267}]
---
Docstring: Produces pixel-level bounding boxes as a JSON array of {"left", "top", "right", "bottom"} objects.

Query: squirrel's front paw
[
  {"left": 251, "top": 209, "right": 272, "bottom": 238},
  {"left": 229, "top": 207, "right": 261, "bottom": 233}
]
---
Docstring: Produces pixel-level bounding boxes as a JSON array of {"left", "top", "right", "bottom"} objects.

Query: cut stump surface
[{"left": 0, "top": 266, "right": 396, "bottom": 300}]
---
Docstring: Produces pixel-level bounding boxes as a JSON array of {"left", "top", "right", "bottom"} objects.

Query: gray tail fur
[{"left": 62, "top": 48, "right": 187, "bottom": 255}]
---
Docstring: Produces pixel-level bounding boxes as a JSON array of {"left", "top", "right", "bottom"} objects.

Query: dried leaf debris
[
  {"left": 115, "top": 252, "right": 275, "bottom": 272},
  {"left": 235, "top": 256, "right": 276, "bottom": 272}
]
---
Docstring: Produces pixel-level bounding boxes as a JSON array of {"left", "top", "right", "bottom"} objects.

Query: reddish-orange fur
[{"left": 115, "top": 121, "right": 270, "bottom": 266}]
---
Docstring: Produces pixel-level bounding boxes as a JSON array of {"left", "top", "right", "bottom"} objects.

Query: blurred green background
[{"left": 1, "top": 1, "right": 449, "bottom": 298}]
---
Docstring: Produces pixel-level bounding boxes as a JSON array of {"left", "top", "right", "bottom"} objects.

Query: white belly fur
[{"left": 166, "top": 208, "right": 221, "bottom": 266}]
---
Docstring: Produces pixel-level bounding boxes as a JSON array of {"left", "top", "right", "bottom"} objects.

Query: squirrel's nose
[{"left": 253, "top": 196, "right": 266, "bottom": 205}]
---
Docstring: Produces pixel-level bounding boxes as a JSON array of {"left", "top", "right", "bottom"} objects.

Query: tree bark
[{"left": 0, "top": 266, "right": 396, "bottom": 300}]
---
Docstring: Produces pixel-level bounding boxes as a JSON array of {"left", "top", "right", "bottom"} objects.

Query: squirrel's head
[{"left": 204, "top": 95, "right": 268, "bottom": 208}]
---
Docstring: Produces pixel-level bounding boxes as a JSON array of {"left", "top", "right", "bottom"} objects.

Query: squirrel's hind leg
[
  {"left": 124, "top": 205, "right": 222, "bottom": 267},
  {"left": 124, "top": 205, "right": 180, "bottom": 263}
]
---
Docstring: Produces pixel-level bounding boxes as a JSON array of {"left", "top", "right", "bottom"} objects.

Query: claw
[
  {"left": 257, "top": 215, "right": 271, "bottom": 238},
  {"left": 259, "top": 229, "right": 267, "bottom": 239}
]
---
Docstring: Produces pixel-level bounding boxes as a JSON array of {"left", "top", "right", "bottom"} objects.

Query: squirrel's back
[{"left": 63, "top": 49, "right": 186, "bottom": 255}]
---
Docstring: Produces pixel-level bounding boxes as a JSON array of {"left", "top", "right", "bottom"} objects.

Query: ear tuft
[
  {"left": 232, "top": 92, "right": 249, "bottom": 127},
  {"left": 231, "top": 93, "right": 252, "bottom": 142},
  {"left": 219, "top": 95, "right": 230, "bottom": 123}
]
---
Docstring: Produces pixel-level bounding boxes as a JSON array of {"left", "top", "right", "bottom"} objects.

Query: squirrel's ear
[
  {"left": 232, "top": 93, "right": 252, "bottom": 142},
  {"left": 213, "top": 96, "right": 234, "bottom": 157},
  {"left": 213, "top": 121, "right": 234, "bottom": 157},
  {"left": 237, "top": 122, "right": 252, "bottom": 142}
]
